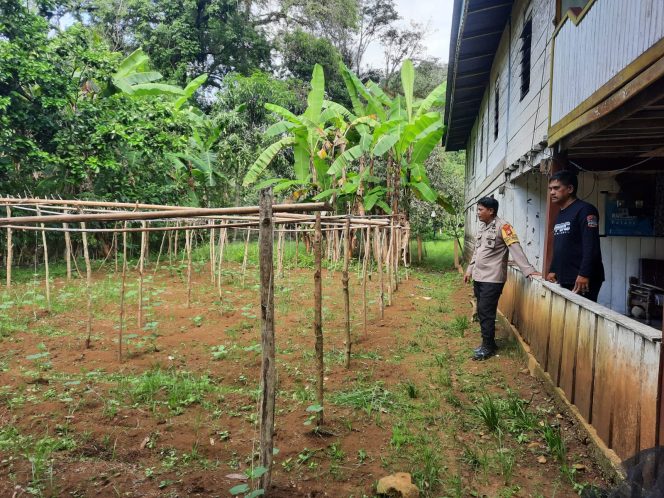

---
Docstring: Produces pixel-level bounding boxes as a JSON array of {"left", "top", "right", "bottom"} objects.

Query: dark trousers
[
  {"left": 560, "top": 280, "right": 602, "bottom": 303},
  {"left": 473, "top": 281, "right": 505, "bottom": 348}
]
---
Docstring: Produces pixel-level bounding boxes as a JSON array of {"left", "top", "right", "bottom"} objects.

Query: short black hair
[
  {"left": 549, "top": 170, "right": 578, "bottom": 196},
  {"left": 477, "top": 196, "right": 499, "bottom": 215}
]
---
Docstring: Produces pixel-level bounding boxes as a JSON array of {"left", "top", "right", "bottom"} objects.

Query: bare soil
[{"left": 0, "top": 259, "right": 614, "bottom": 497}]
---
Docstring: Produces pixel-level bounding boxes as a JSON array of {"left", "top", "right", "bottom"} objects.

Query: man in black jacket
[{"left": 546, "top": 170, "right": 605, "bottom": 302}]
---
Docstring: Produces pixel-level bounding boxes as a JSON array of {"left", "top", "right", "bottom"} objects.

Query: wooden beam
[{"left": 557, "top": 73, "right": 664, "bottom": 151}]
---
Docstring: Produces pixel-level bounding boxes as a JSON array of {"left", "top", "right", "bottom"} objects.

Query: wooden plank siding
[
  {"left": 499, "top": 266, "right": 662, "bottom": 460},
  {"left": 550, "top": 0, "right": 664, "bottom": 128}
]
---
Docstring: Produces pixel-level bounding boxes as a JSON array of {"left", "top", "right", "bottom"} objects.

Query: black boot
[{"left": 472, "top": 343, "right": 497, "bottom": 361}]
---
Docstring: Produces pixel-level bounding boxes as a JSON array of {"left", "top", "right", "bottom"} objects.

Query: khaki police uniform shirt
[{"left": 465, "top": 217, "right": 536, "bottom": 283}]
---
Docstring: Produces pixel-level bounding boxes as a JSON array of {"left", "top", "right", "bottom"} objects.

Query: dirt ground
[{"left": 0, "top": 255, "right": 615, "bottom": 497}]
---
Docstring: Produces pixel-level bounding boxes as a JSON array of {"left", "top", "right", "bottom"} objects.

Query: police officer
[{"left": 464, "top": 197, "right": 540, "bottom": 360}]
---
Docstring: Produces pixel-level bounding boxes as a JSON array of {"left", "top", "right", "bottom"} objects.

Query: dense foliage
[{"left": 1, "top": 0, "right": 461, "bottom": 238}]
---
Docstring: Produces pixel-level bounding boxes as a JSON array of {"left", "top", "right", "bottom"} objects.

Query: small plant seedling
[
  {"left": 211, "top": 345, "right": 229, "bottom": 360},
  {"left": 304, "top": 404, "right": 323, "bottom": 425},
  {"left": 229, "top": 465, "right": 267, "bottom": 497},
  {"left": 192, "top": 315, "right": 204, "bottom": 327},
  {"left": 475, "top": 395, "right": 502, "bottom": 434}
]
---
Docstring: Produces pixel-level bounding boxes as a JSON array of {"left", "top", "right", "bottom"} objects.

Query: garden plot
[{"left": 0, "top": 244, "right": 612, "bottom": 497}]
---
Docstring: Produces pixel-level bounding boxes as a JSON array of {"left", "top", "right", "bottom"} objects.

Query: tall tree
[
  {"left": 381, "top": 22, "right": 429, "bottom": 85},
  {"left": 353, "top": 0, "right": 399, "bottom": 73},
  {"left": 69, "top": 0, "right": 271, "bottom": 87}
]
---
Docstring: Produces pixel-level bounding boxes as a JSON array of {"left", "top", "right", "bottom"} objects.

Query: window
[
  {"left": 494, "top": 79, "right": 500, "bottom": 140},
  {"left": 520, "top": 18, "right": 532, "bottom": 101}
]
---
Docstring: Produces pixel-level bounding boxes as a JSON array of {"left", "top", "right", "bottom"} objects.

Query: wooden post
[
  {"left": 375, "top": 226, "right": 384, "bottom": 319},
  {"left": 258, "top": 188, "right": 276, "bottom": 492},
  {"left": 5, "top": 205, "right": 11, "bottom": 289},
  {"left": 314, "top": 211, "right": 324, "bottom": 426},
  {"left": 152, "top": 230, "right": 167, "bottom": 276},
  {"left": 210, "top": 223, "right": 216, "bottom": 284},
  {"left": 186, "top": 229, "right": 192, "bottom": 308},
  {"left": 276, "top": 228, "right": 284, "bottom": 278},
  {"left": 138, "top": 222, "right": 146, "bottom": 330},
  {"left": 295, "top": 225, "right": 299, "bottom": 269},
  {"left": 343, "top": 218, "right": 351, "bottom": 368},
  {"left": 217, "top": 223, "right": 227, "bottom": 297},
  {"left": 64, "top": 215, "right": 72, "bottom": 281},
  {"left": 113, "top": 225, "right": 119, "bottom": 274},
  {"left": 362, "top": 227, "right": 370, "bottom": 336},
  {"left": 119, "top": 224, "right": 128, "bottom": 361},
  {"left": 167, "top": 229, "right": 173, "bottom": 269},
  {"left": 242, "top": 229, "right": 250, "bottom": 286},
  {"left": 417, "top": 235, "right": 423, "bottom": 263},
  {"left": 386, "top": 227, "right": 393, "bottom": 307},
  {"left": 81, "top": 222, "right": 93, "bottom": 348},
  {"left": 36, "top": 206, "right": 51, "bottom": 310}
]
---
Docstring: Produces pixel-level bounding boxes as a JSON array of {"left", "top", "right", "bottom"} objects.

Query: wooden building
[{"left": 444, "top": 0, "right": 664, "bottom": 462}]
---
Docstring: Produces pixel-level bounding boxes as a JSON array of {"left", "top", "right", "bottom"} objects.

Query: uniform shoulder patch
[
  {"left": 501, "top": 223, "right": 519, "bottom": 246},
  {"left": 586, "top": 214, "right": 599, "bottom": 228}
]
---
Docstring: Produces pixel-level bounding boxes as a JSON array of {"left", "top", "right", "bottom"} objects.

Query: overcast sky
[{"left": 363, "top": 0, "right": 454, "bottom": 70}]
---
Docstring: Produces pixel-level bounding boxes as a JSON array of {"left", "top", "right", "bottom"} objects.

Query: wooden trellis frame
[{"left": 0, "top": 194, "right": 410, "bottom": 495}]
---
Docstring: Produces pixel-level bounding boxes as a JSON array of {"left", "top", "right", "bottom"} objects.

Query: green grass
[{"left": 409, "top": 239, "right": 456, "bottom": 271}]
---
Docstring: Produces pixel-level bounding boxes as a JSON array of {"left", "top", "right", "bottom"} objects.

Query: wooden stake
[
  {"left": 362, "top": 227, "right": 371, "bottom": 336},
  {"left": 314, "top": 211, "right": 324, "bottom": 426},
  {"left": 375, "top": 227, "right": 384, "bottom": 319},
  {"left": 186, "top": 229, "right": 192, "bottom": 308},
  {"left": 217, "top": 223, "right": 227, "bottom": 297},
  {"left": 152, "top": 230, "right": 167, "bottom": 276},
  {"left": 258, "top": 188, "right": 276, "bottom": 492},
  {"left": 5, "top": 205, "right": 11, "bottom": 289},
  {"left": 138, "top": 222, "right": 146, "bottom": 330},
  {"left": 119, "top": 224, "right": 128, "bottom": 361},
  {"left": 295, "top": 225, "right": 299, "bottom": 268},
  {"left": 210, "top": 224, "right": 216, "bottom": 284},
  {"left": 276, "top": 228, "right": 284, "bottom": 278},
  {"left": 64, "top": 218, "right": 72, "bottom": 281},
  {"left": 386, "top": 226, "right": 393, "bottom": 306},
  {"left": 343, "top": 218, "right": 351, "bottom": 369},
  {"left": 36, "top": 206, "right": 51, "bottom": 310},
  {"left": 242, "top": 229, "right": 250, "bottom": 286},
  {"left": 81, "top": 222, "right": 93, "bottom": 348}
]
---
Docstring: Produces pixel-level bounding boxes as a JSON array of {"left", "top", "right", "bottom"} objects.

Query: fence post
[{"left": 258, "top": 188, "right": 276, "bottom": 492}]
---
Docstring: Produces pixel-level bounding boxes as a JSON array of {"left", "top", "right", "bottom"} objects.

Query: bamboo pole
[
  {"left": 342, "top": 218, "right": 351, "bottom": 369},
  {"left": 186, "top": 229, "right": 192, "bottom": 308},
  {"left": 138, "top": 222, "right": 146, "bottom": 330},
  {"left": 5, "top": 205, "right": 11, "bottom": 289},
  {"left": 119, "top": 224, "right": 128, "bottom": 361},
  {"left": 0, "top": 202, "right": 328, "bottom": 226},
  {"left": 258, "top": 188, "right": 276, "bottom": 492},
  {"left": 168, "top": 229, "right": 173, "bottom": 268},
  {"left": 276, "top": 227, "right": 283, "bottom": 278},
  {"left": 113, "top": 224, "right": 119, "bottom": 274},
  {"left": 173, "top": 221, "right": 179, "bottom": 260},
  {"left": 314, "top": 211, "right": 324, "bottom": 426},
  {"left": 362, "top": 227, "right": 371, "bottom": 336},
  {"left": 81, "top": 222, "right": 93, "bottom": 348},
  {"left": 36, "top": 206, "right": 51, "bottom": 310}
]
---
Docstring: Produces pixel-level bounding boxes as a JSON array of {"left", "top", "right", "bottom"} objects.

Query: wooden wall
[
  {"left": 551, "top": 0, "right": 664, "bottom": 126},
  {"left": 499, "top": 267, "right": 662, "bottom": 460}
]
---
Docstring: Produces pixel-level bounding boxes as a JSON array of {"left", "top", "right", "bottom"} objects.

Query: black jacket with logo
[{"left": 549, "top": 199, "right": 605, "bottom": 285}]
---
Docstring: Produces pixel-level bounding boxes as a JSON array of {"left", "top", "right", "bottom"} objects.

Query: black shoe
[
  {"left": 474, "top": 342, "right": 497, "bottom": 353},
  {"left": 472, "top": 345, "right": 496, "bottom": 361}
]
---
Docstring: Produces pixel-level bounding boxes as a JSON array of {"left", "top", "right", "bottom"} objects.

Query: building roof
[{"left": 444, "top": 0, "right": 514, "bottom": 151}]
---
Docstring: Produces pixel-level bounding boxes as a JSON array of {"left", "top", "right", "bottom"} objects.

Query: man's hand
[
  {"left": 546, "top": 273, "right": 557, "bottom": 283},
  {"left": 463, "top": 273, "right": 471, "bottom": 284},
  {"left": 528, "top": 271, "right": 542, "bottom": 279},
  {"left": 572, "top": 275, "right": 590, "bottom": 294}
]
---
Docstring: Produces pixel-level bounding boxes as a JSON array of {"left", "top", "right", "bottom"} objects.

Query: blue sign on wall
[{"left": 605, "top": 194, "right": 654, "bottom": 237}]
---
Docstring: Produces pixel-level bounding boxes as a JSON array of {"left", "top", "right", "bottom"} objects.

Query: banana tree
[
  {"left": 242, "top": 64, "right": 354, "bottom": 198},
  {"left": 338, "top": 61, "right": 451, "bottom": 217}
]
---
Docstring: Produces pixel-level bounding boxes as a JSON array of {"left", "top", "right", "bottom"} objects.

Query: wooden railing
[{"left": 499, "top": 266, "right": 661, "bottom": 460}]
